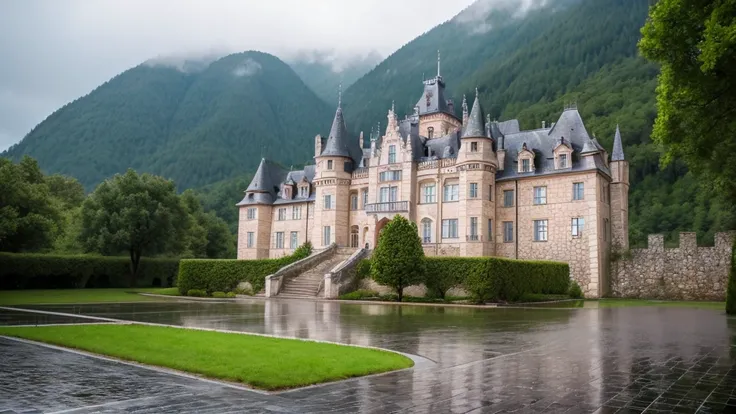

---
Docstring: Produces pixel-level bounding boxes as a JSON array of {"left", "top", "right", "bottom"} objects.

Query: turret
[
  {"left": 457, "top": 89, "right": 496, "bottom": 167},
  {"left": 610, "top": 125, "right": 629, "bottom": 250}
]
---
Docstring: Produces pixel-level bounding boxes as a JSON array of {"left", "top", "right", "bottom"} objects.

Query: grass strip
[
  {"left": 596, "top": 298, "right": 725, "bottom": 309},
  {"left": 0, "top": 324, "right": 413, "bottom": 390},
  {"left": 0, "top": 288, "right": 181, "bottom": 305}
]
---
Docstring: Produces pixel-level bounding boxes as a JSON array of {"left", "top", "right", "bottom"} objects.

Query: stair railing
[
  {"left": 264, "top": 243, "right": 337, "bottom": 297},
  {"left": 322, "top": 248, "right": 371, "bottom": 299}
]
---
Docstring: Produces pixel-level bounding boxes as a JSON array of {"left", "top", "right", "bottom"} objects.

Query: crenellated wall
[{"left": 610, "top": 232, "right": 734, "bottom": 301}]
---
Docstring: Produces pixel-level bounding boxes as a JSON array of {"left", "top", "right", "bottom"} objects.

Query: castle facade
[{"left": 237, "top": 70, "right": 629, "bottom": 298}]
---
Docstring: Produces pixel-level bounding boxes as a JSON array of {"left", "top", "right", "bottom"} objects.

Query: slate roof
[
  {"left": 415, "top": 77, "right": 457, "bottom": 119},
  {"left": 320, "top": 106, "right": 363, "bottom": 164},
  {"left": 461, "top": 94, "right": 485, "bottom": 138},
  {"left": 612, "top": 124, "right": 625, "bottom": 161},
  {"left": 237, "top": 160, "right": 316, "bottom": 206}
]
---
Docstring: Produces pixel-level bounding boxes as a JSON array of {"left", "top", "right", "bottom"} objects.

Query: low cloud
[
  {"left": 232, "top": 58, "right": 262, "bottom": 77},
  {"left": 454, "top": 0, "right": 550, "bottom": 34},
  {"left": 285, "top": 49, "right": 383, "bottom": 73},
  {"left": 143, "top": 49, "right": 226, "bottom": 73}
]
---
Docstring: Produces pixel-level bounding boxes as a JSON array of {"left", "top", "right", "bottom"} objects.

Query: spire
[
  {"left": 246, "top": 158, "right": 270, "bottom": 192},
  {"left": 612, "top": 124, "right": 625, "bottom": 161},
  {"left": 337, "top": 81, "right": 342, "bottom": 108},
  {"left": 437, "top": 49, "right": 441, "bottom": 77},
  {"left": 391, "top": 100, "right": 395, "bottom": 114},
  {"left": 462, "top": 93, "right": 485, "bottom": 138},
  {"left": 320, "top": 104, "right": 351, "bottom": 158}
]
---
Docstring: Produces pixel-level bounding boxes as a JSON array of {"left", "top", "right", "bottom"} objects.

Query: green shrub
[
  {"left": 211, "top": 291, "right": 227, "bottom": 298},
  {"left": 177, "top": 242, "right": 312, "bottom": 295},
  {"left": 379, "top": 293, "right": 399, "bottom": 302},
  {"left": 371, "top": 216, "right": 425, "bottom": 301},
  {"left": 187, "top": 289, "right": 207, "bottom": 297},
  {"left": 569, "top": 281, "right": 583, "bottom": 299},
  {"left": 233, "top": 286, "right": 253, "bottom": 296},
  {"left": 338, "top": 289, "right": 379, "bottom": 300},
  {"left": 0, "top": 253, "right": 179, "bottom": 289},
  {"left": 356, "top": 259, "right": 372, "bottom": 279},
  {"left": 424, "top": 257, "right": 474, "bottom": 299},
  {"left": 727, "top": 237, "right": 736, "bottom": 314},
  {"left": 225, "top": 292, "right": 236, "bottom": 298},
  {"left": 490, "top": 257, "right": 569, "bottom": 301}
]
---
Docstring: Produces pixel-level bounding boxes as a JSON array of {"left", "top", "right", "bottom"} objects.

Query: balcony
[
  {"left": 352, "top": 167, "right": 368, "bottom": 179},
  {"left": 365, "top": 201, "right": 410, "bottom": 214}
]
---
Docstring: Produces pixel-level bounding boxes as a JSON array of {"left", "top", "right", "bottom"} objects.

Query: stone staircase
[{"left": 277, "top": 248, "right": 356, "bottom": 298}]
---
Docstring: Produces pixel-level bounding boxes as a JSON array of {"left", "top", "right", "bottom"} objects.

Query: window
[
  {"left": 427, "top": 127, "right": 434, "bottom": 139},
  {"left": 442, "top": 219, "right": 458, "bottom": 239},
  {"left": 327, "top": 160, "right": 333, "bottom": 170},
  {"left": 247, "top": 208, "right": 256, "bottom": 220},
  {"left": 290, "top": 231, "right": 299, "bottom": 249},
  {"left": 443, "top": 183, "right": 459, "bottom": 202},
  {"left": 247, "top": 232, "right": 254, "bottom": 248},
  {"left": 379, "top": 170, "right": 401, "bottom": 181},
  {"left": 292, "top": 206, "right": 301, "bottom": 220},
  {"left": 283, "top": 187, "right": 291, "bottom": 199},
  {"left": 323, "top": 226, "right": 331, "bottom": 246},
  {"left": 559, "top": 153, "right": 568, "bottom": 169},
  {"left": 522, "top": 158, "right": 531, "bottom": 172},
  {"left": 275, "top": 232, "right": 285, "bottom": 249},
  {"left": 503, "top": 222, "right": 514, "bottom": 242},
  {"left": 469, "top": 183, "right": 478, "bottom": 198},
  {"left": 573, "top": 182, "right": 584, "bottom": 200},
  {"left": 470, "top": 142, "right": 478, "bottom": 152},
  {"left": 488, "top": 185, "right": 493, "bottom": 201},
  {"left": 388, "top": 145, "right": 396, "bottom": 164},
  {"left": 379, "top": 186, "right": 398, "bottom": 203},
  {"left": 421, "top": 218, "right": 432, "bottom": 243},
  {"left": 299, "top": 185, "right": 309, "bottom": 198},
  {"left": 277, "top": 208, "right": 286, "bottom": 221},
  {"left": 323, "top": 194, "right": 332, "bottom": 209},
  {"left": 487, "top": 219, "right": 493, "bottom": 241},
  {"left": 362, "top": 189, "right": 368, "bottom": 207},
  {"left": 533, "top": 220, "right": 548, "bottom": 242},
  {"left": 469, "top": 217, "right": 478, "bottom": 240},
  {"left": 503, "top": 190, "right": 514, "bottom": 207},
  {"left": 571, "top": 217, "right": 584, "bottom": 237},
  {"left": 533, "top": 186, "right": 547, "bottom": 205},
  {"left": 422, "top": 183, "right": 436, "bottom": 203},
  {"left": 351, "top": 194, "right": 358, "bottom": 210}
]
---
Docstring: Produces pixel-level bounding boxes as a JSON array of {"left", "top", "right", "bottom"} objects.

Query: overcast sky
[{"left": 0, "top": 0, "right": 483, "bottom": 151}]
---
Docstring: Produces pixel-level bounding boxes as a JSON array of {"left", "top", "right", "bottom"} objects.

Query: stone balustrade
[
  {"left": 264, "top": 243, "right": 337, "bottom": 297},
  {"left": 323, "top": 248, "right": 370, "bottom": 299}
]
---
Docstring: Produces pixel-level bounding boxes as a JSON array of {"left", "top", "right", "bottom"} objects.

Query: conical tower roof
[
  {"left": 320, "top": 106, "right": 351, "bottom": 158},
  {"left": 246, "top": 158, "right": 271, "bottom": 193},
  {"left": 612, "top": 124, "right": 625, "bottom": 161},
  {"left": 462, "top": 92, "right": 485, "bottom": 138}
]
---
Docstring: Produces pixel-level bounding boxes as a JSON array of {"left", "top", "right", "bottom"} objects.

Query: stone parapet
[
  {"left": 323, "top": 248, "right": 371, "bottom": 298},
  {"left": 265, "top": 244, "right": 337, "bottom": 297},
  {"left": 610, "top": 232, "right": 735, "bottom": 301}
]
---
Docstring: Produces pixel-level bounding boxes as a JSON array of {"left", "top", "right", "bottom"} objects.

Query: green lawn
[
  {"left": 0, "top": 324, "right": 414, "bottom": 390},
  {"left": 0, "top": 288, "right": 180, "bottom": 305},
  {"left": 596, "top": 298, "right": 725, "bottom": 309}
]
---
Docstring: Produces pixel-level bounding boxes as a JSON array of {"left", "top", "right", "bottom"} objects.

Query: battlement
[{"left": 644, "top": 232, "right": 734, "bottom": 251}]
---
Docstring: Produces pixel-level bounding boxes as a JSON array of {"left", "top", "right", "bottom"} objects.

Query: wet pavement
[{"left": 2, "top": 298, "right": 736, "bottom": 413}]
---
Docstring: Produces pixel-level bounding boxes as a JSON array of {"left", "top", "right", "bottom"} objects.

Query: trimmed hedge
[
  {"left": 0, "top": 253, "right": 179, "bottom": 289},
  {"left": 177, "top": 242, "right": 312, "bottom": 295}
]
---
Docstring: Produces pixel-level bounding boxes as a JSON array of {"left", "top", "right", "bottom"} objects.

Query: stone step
[{"left": 281, "top": 288, "right": 318, "bottom": 295}]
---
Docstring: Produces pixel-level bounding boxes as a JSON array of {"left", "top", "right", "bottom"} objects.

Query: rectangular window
[
  {"left": 503, "top": 190, "right": 514, "bottom": 207},
  {"left": 469, "top": 183, "right": 478, "bottom": 198},
  {"left": 247, "top": 208, "right": 256, "bottom": 220},
  {"left": 327, "top": 160, "right": 333, "bottom": 170},
  {"left": 422, "top": 220, "right": 432, "bottom": 243},
  {"left": 247, "top": 232, "right": 254, "bottom": 248},
  {"left": 573, "top": 182, "right": 584, "bottom": 200},
  {"left": 362, "top": 189, "right": 368, "bottom": 207},
  {"left": 275, "top": 232, "right": 284, "bottom": 249},
  {"left": 290, "top": 231, "right": 298, "bottom": 249},
  {"left": 559, "top": 153, "right": 568, "bottom": 168},
  {"left": 441, "top": 219, "right": 458, "bottom": 239},
  {"left": 388, "top": 145, "right": 396, "bottom": 164},
  {"left": 522, "top": 158, "right": 531, "bottom": 172},
  {"left": 379, "top": 186, "right": 397, "bottom": 203},
  {"left": 323, "top": 194, "right": 332, "bottom": 210},
  {"left": 487, "top": 219, "right": 493, "bottom": 241},
  {"left": 470, "top": 142, "right": 478, "bottom": 152},
  {"left": 488, "top": 185, "right": 493, "bottom": 201},
  {"left": 292, "top": 206, "right": 301, "bottom": 220},
  {"left": 533, "top": 186, "right": 547, "bottom": 205},
  {"left": 422, "top": 184, "right": 436, "bottom": 203},
  {"left": 277, "top": 208, "right": 286, "bottom": 221},
  {"left": 469, "top": 217, "right": 478, "bottom": 240},
  {"left": 503, "top": 222, "right": 514, "bottom": 243},
  {"left": 571, "top": 217, "right": 584, "bottom": 237},
  {"left": 299, "top": 186, "right": 308, "bottom": 198},
  {"left": 351, "top": 194, "right": 358, "bottom": 210},
  {"left": 443, "top": 183, "right": 459, "bottom": 202},
  {"left": 323, "top": 226, "right": 331, "bottom": 246},
  {"left": 533, "top": 219, "right": 548, "bottom": 242},
  {"left": 379, "top": 170, "right": 401, "bottom": 182}
]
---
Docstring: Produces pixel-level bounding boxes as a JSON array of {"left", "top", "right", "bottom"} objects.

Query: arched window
[
  {"left": 427, "top": 127, "right": 434, "bottom": 139},
  {"left": 350, "top": 225, "right": 359, "bottom": 248},
  {"left": 421, "top": 218, "right": 433, "bottom": 243}
]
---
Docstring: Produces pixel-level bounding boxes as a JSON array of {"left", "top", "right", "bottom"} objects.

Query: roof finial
[
  {"left": 391, "top": 100, "right": 395, "bottom": 114},
  {"left": 337, "top": 81, "right": 342, "bottom": 108},
  {"left": 437, "top": 49, "right": 441, "bottom": 77},
  {"left": 475, "top": 86, "right": 479, "bottom": 97}
]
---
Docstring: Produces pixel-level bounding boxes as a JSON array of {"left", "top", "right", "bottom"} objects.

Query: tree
[
  {"left": 0, "top": 156, "right": 62, "bottom": 252},
  {"left": 180, "top": 190, "right": 235, "bottom": 258},
  {"left": 371, "top": 215, "right": 426, "bottom": 301},
  {"left": 45, "top": 174, "right": 85, "bottom": 209},
  {"left": 639, "top": 0, "right": 736, "bottom": 202},
  {"left": 80, "top": 169, "right": 188, "bottom": 286},
  {"left": 728, "top": 236, "right": 736, "bottom": 314}
]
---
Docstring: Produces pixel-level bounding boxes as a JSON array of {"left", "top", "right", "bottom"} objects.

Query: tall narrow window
[
  {"left": 275, "top": 232, "right": 285, "bottom": 249},
  {"left": 522, "top": 158, "right": 531, "bottom": 172},
  {"left": 443, "top": 183, "right": 459, "bottom": 202},
  {"left": 388, "top": 145, "right": 396, "bottom": 164},
  {"left": 533, "top": 220, "right": 548, "bottom": 242},
  {"left": 351, "top": 194, "right": 358, "bottom": 210},
  {"left": 469, "top": 217, "right": 478, "bottom": 241},
  {"left": 559, "top": 153, "right": 568, "bottom": 169},
  {"left": 323, "top": 226, "right": 331, "bottom": 246},
  {"left": 442, "top": 219, "right": 458, "bottom": 239},
  {"left": 469, "top": 183, "right": 478, "bottom": 198},
  {"left": 421, "top": 218, "right": 432, "bottom": 243},
  {"left": 277, "top": 208, "right": 286, "bottom": 221},
  {"left": 362, "top": 189, "right": 369, "bottom": 207},
  {"left": 427, "top": 127, "right": 434, "bottom": 139},
  {"left": 503, "top": 190, "right": 514, "bottom": 207},
  {"left": 503, "top": 222, "right": 513, "bottom": 242},
  {"left": 290, "top": 232, "right": 299, "bottom": 249},
  {"left": 571, "top": 217, "right": 584, "bottom": 237},
  {"left": 327, "top": 160, "right": 333, "bottom": 170},
  {"left": 573, "top": 182, "right": 584, "bottom": 200},
  {"left": 488, "top": 185, "right": 493, "bottom": 201},
  {"left": 422, "top": 183, "right": 436, "bottom": 203},
  {"left": 470, "top": 142, "right": 478, "bottom": 152},
  {"left": 323, "top": 194, "right": 332, "bottom": 209},
  {"left": 487, "top": 219, "right": 493, "bottom": 241},
  {"left": 247, "top": 208, "right": 257, "bottom": 220},
  {"left": 292, "top": 206, "right": 301, "bottom": 220},
  {"left": 247, "top": 232, "right": 254, "bottom": 248},
  {"left": 389, "top": 186, "right": 398, "bottom": 202},
  {"left": 533, "top": 186, "right": 547, "bottom": 205}
]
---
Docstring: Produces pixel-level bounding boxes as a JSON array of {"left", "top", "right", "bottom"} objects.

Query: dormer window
[
  {"left": 283, "top": 187, "right": 292, "bottom": 199},
  {"left": 327, "top": 160, "right": 333, "bottom": 170},
  {"left": 522, "top": 159, "right": 531, "bottom": 172},
  {"left": 559, "top": 154, "right": 568, "bottom": 168},
  {"left": 428, "top": 127, "right": 434, "bottom": 139},
  {"left": 517, "top": 142, "right": 535, "bottom": 173},
  {"left": 553, "top": 138, "right": 573, "bottom": 170},
  {"left": 298, "top": 185, "right": 309, "bottom": 198},
  {"left": 470, "top": 142, "right": 478, "bottom": 152}
]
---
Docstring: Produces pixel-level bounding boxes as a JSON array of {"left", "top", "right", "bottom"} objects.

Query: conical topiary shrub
[{"left": 371, "top": 215, "right": 425, "bottom": 302}]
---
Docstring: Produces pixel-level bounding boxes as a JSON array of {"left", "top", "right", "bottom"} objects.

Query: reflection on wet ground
[{"left": 2, "top": 298, "right": 736, "bottom": 413}]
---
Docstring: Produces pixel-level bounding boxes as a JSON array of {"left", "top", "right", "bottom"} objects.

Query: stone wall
[{"left": 610, "top": 232, "right": 734, "bottom": 301}]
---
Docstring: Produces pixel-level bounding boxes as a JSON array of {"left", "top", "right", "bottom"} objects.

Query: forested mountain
[
  {"left": 2, "top": 51, "right": 333, "bottom": 191},
  {"left": 341, "top": 0, "right": 734, "bottom": 246},
  {"left": 287, "top": 50, "right": 382, "bottom": 104}
]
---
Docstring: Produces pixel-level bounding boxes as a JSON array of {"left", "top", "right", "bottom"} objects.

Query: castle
[{"left": 237, "top": 62, "right": 629, "bottom": 298}]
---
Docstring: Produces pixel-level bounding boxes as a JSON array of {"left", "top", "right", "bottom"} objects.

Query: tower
[
  {"left": 456, "top": 89, "right": 497, "bottom": 256},
  {"left": 610, "top": 125, "right": 629, "bottom": 251},
  {"left": 237, "top": 158, "right": 276, "bottom": 259}
]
